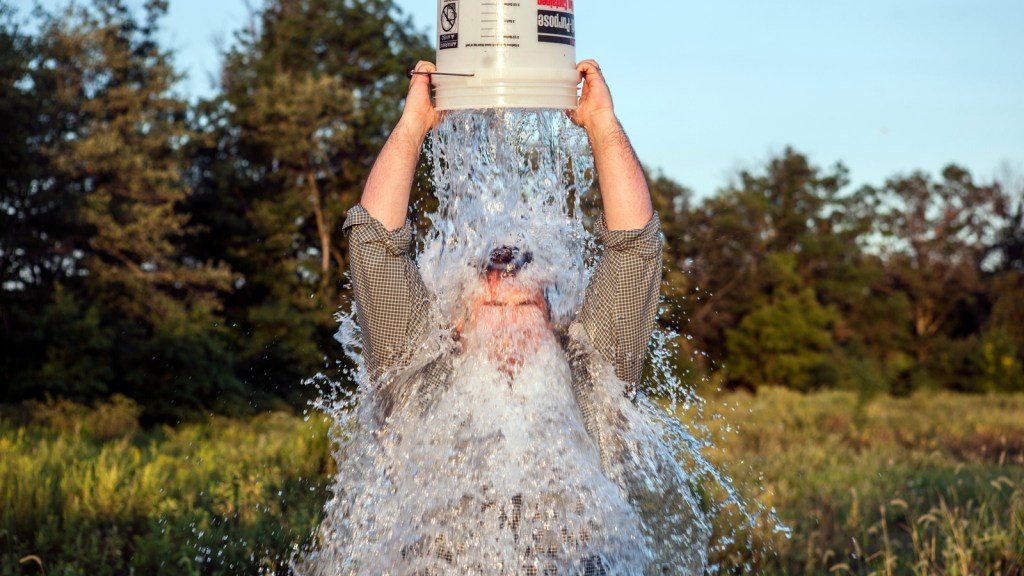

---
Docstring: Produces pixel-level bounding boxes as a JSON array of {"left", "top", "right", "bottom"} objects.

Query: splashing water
[
  {"left": 295, "top": 110, "right": 783, "bottom": 575},
  {"left": 418, "top": 109, "right": 596, "bottom": 327}
]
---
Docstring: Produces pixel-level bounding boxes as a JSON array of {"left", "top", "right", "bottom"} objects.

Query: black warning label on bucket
[
  {"left": 439, "top": 0, "right": 459, "bottom": 49},
  {"left": 537, "top": 9, "right": 574, "bottom": 45}
]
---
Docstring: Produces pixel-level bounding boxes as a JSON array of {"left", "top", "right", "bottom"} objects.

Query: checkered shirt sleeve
[
  {"left": 574, "top": 214, "right": 663, "bottom": 394},
  {"left": 343, "top": 204, "right": 432, "bottom": 383}
]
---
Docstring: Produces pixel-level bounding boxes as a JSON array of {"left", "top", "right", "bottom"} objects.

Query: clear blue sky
[{"left": 22, "top": 0, "right": 1024, "bottom": 197}]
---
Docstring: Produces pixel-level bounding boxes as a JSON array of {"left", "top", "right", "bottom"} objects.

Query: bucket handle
[{"left": 407, "top": 70, "right": 476, "bottom": 79}]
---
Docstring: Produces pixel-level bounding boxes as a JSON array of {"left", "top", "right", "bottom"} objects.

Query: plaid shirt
[
  {"left": 341, "top": 206, "right": 708, "bottom": 571},
  {"left": 343, "top": 204, "right": 662, "bottom": 466}
]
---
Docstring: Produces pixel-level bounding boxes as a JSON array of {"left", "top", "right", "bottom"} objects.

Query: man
[
  {"left": 340, "top": 60, "right": 707, "bottom": 574},
  {"left": 348, "top": 58, "right": 659, "bottom": 411}
]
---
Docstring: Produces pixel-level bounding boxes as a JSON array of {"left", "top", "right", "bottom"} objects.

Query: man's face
[{"left": 462, "top": 270, "right": 551, "bottom": 375}]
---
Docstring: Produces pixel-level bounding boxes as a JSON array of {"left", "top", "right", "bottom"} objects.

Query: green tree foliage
[
  {"left": 2, "top": 1, "right": 240, "bottom": 418},
  {"left": 72, "top": 0, "right": 239, "bottom": 418},
  {"left": 724, "top": 254, "right": 838, "bottom": 391},
  {"left": 641, "top": 149, "right": 1022, "bottom": 395},
  {"left": 27, "top": 284, "right": 114, "bottom": 399},
  {"left": 2, "top": 0, "right": 432, "bottom": 417},
  {"left": 968, "top": 329, "right": 1024, "bottom": 393},
  {"left": 669, "top": 149, "right": 892, "bottom": 391},
  {"left": 985, "top": 168, "right": 1024, "bottom": 372},
  {"left": 188, "top": 0, "right": 431, "bottom": 399},
  {"left": 0, "top": 5, "right": 72, "bottom": 386},
  {"left": 966, "top": 169, "right": 1024, "bottom": 394},
  {"left": 649, "top": 169, "right": 694, "bottom": 330},
  {"left": 871, "top": 167, "right": 1001, "bottom": 344},
  {"left": 0, "top": 7, "right": 41, "bottom": 298},
  {"left": 866, "top": 166, "right": 1010, "bottom": 391},
  {"left": 682, "top": 151, "right": 854, "bottom": 354},
  {"left": 988, "top": 272, "right": 1024, "bottom": 359}
]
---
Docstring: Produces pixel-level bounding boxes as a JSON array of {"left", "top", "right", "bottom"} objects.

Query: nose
[{"left": 485, "top": 270, "right": 505, "bottom": 297}]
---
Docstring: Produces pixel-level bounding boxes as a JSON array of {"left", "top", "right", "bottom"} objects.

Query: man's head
[
  {"left": 460, "top": 245, "right": 552, "bottom": 375},
  {"left": 484, "top": 245, "right": 533, "bottom": 277}
]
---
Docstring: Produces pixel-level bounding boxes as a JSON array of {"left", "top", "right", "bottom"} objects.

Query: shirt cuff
[
  {"left": 342, "top": 204, "right": 413, "bottom": 256},
  {"left": 593, "top": 212, "right": 662, "bottom": 258}
]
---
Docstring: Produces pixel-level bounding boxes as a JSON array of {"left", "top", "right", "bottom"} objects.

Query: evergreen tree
[
  {"left": 14, "top": 0, "right": 239, "bottom": 417},
  {"left": 190, "top": 0, "right": 431, "bottom": 399},
  {"left": 725, "top": 254, "right": 839, "bottom": 391},
  {"left": 0, "top": 4, "right": 72, "bottom": 389}
]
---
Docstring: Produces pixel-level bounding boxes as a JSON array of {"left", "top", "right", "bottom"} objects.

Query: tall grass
[
  {"left": 0, "top": 397, "right": 333, "bottom": 575},
  {"left": 2, "top": 391, "right": 1022, "bottom": 574},
  {"left": 687, "top": 388, "right": 1024, "bottom": 575}
]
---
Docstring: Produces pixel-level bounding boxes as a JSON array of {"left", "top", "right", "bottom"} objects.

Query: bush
[
  {"left": 971, "top": 329, "right": 1024, "bottom": 393},
  {"left": 26, "top": 395, "right": 141, "bottom": 440}
]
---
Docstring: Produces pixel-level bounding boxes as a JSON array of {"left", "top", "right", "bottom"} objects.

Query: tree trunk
[{"left": 307, "top": 171, "right": 331, "bottom": 286}]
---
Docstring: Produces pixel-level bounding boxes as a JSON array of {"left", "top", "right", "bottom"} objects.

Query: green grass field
[
  {"left": 685, "top": 389, "right": 1024, "bottom": 574},
  {"left": 2, "top": 390, "right": 1022, "bottom": 575}
]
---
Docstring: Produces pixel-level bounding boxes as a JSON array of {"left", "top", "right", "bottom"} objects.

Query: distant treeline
[
  {"left": 1, "top": 0, "right": 1021, "bottom": 421},
  {"left": 650, "top": 155, "right": 1023, "bottom": 397}
]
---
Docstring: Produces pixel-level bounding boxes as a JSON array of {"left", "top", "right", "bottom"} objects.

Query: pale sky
[{"left": 20, "top": 0, "right": 1024, "bottom": 197}]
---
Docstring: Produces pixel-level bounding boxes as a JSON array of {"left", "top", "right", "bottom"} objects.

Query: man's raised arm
[
  {"left": 570, "top": 59, "right": 653, "bottom": 231},
  {"left": 360, "top": 61, "right": 441, "bottom": 230},
  {"left": 344, "top": 61, "right": 440, "bottom": 383},
  {"left": 571, "top": 60, "right": 662, "bottom": 395}
]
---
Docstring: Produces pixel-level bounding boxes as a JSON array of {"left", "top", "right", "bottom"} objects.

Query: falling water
[{"left": 295, "top": 109, "right": 783, "bottom": 575}]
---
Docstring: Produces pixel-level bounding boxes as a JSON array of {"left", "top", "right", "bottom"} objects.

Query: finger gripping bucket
[{"left": 434, "top": 0, "right": 579, "bottom": 110}]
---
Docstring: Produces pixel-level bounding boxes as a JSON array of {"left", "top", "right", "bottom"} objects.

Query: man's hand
[
  {"left": 570, "top": 59, "right": 617, "bottom": 134},
  {"left": 400, "top": 61, "right": 442, "bottom": 140}
]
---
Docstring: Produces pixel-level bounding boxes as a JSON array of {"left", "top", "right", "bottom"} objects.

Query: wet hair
[{"left": 484, "top": 245, "right": 533, "bottom": 277}]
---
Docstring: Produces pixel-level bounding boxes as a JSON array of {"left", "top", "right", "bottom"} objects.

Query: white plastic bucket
[{"left": 434, "top": 0, "right": 580, "bottom": 110}]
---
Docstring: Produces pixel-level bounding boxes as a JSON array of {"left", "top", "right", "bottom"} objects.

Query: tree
[
  {"left": 991, "top": 162, "right": 1024, "bottom": 275},
  {"left": 649, "top": 170, "right": 694, "bottom": 328},
  {"left": 675, "top": 150, "right": 874, "bottom": 380},
  {"left": 9, "top": 0, "right": 239, "bottom": 417},
  {"left": 189, "top": 0, "right": 432, "bottom": 397},
  {"left": 869, "top": 166, "right": 1006, "bottom": 374},
  {"left": 725, "top": 254, "right": 838, "bottom": 391},
  {"left": 0, "top": 4, "right": 75, "bottom": 388},
  {"left": 980, "top": 164, "right": 1024, "bottom": 390}
]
